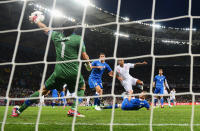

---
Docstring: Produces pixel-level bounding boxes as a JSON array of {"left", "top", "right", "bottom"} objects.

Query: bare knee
[{"left": 136, "top": 80, "right": 143, "bottom": 85}]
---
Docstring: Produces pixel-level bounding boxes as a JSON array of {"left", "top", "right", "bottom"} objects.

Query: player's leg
[
  {"left": 123, "top": 80, "right": 134, "bottom": 95},
  {"left": 135, "top": 79, "right": 144, "bottom": 90},
  {"left": 67, "top": 74, "right": 85, "bottom": 117},
  {"left": 12, "top": 73, "right": 57, "bottom": 117},
  {"left": 51, "top": 90, "right": 59, "bottom": 108},
  {"left": 173, "top": 98, "right": 176, "bottom": 106},
  {"left": 88, "top": 77, "right": 103, "bottom": 110},
  {"left": 160, "top": 88, "right": 164, "bottom": 108},
  {"left": 103, "top": 104, "right": 121, "bottom": 109},
  {"left": 12, "top": 84, "right": 48, "bottom": 117},
  {"left": 167, "top": 97, "right": 171, "bottom": 107},
  {"left": 154, "top": 88, "right": 160, "bottom": 107}
]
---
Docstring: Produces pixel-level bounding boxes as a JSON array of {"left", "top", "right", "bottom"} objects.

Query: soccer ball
[{"left": 14, "top": 105, "right": 20, "bottom": 110}]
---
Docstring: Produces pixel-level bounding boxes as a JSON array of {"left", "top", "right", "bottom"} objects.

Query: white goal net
[{"left": 0, "top": 0, "right": 200, "bottom": 131}]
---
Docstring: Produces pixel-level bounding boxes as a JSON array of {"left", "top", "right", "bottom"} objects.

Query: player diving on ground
[{"left": 103, "top": 91, "right": 150, "bottom": 111}]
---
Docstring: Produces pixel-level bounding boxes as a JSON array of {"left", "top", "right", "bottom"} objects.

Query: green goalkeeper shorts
[{"left": 45, "top": 71, "right": 85, "bottom": 93}]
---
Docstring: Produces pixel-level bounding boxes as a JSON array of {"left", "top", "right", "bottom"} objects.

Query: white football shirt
[
  {"left": 116, "top": 63, "right": 135, "bottom": 81},
  {"left": 170, "top": 90, "right": 176, "bottom": 99}
]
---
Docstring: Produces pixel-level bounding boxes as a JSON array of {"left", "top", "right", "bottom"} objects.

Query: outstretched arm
[
  {"left": 82, "top": 52, "right": 92, "bottom": 71},
  {"left": 108, "top": 71, "right": 114, "bottom": 77},
  {"left": 36, "top": 21, "right": 50, "bottom": 34},
  {"left": 29, "top": 11, "right": 49, "bottom": 33},
  {"left": 134, "top": 61, "right": 148, "bottom": 67}
]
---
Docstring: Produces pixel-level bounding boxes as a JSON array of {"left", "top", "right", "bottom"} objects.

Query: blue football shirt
[
  {"left": 89, "top": 60, "right": 112, "bottom": 79},
  {"left": 121, "top": 98, "right": 150, "bottom": 110},
  {"left": 154, "top": 75, "right": 166, "bottom": 89}
]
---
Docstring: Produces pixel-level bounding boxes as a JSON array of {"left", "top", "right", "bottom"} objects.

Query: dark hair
[
  {"left": 62, "top": 21, "right": 76, "bottom": 37},
  {"left": 99, "top": 52, "right": 105, "bottom": 56},
  {"left": 159, "top": 68, "right": 163, "bottom": 71}
]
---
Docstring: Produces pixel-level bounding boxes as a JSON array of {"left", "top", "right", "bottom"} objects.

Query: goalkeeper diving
[{"left": 11, "top": 11, "right": 91, "bottom": 117}]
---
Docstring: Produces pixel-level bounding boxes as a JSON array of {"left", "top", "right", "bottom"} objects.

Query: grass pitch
[{"left": 0, "top": 105, "right": 200, "bottom": 131}]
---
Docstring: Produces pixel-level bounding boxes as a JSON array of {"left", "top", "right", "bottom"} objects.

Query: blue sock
[
  {"left": 104, "top": 104, "right": 118, "bottom": 109},
  {"left": 160, "top": 98, "right": 164, "bottom": 106},
  {"left": 52, "top": 102, "right": 55, "bottom": 107},
  {"left": 154, "top": 99, "right": 157, "bottom": 106},
  {"left": 94, "top": 93, "right": 99, "bottom": 106},
  {"left": 97, "top": 98, "right": 100, "bottom": 106}
]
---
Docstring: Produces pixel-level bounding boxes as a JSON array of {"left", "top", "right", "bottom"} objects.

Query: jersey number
[{"left": 61, "top": 42, "right": 65, "bottom": 58}]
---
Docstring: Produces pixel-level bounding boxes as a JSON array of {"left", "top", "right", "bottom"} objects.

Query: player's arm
[
  {"left": 36, "top": 21, "right": 50, "bottom": 34},
  {"left": 164, "top": 79, "right": 169, "bottom": 90},
  {"left": 29, "top": 11, "right": 49, "bottom": 34},
  {"left": 116, "top": 73, "right": 123, "bottom": 81},
  {"left": 89, "top": 61, "right": 104, "bottom": 69},
  {"left": 134, "top": 61, "right": 147, "bottom": 67},
  {"left": 108, "top": 71, "right": 114, "bottom": 77},
  {"left": 45, "top": 90, "right": 51, "bottom": 97},
  {"left": 153, "top": 76, "right": 156, "bottom": 88},
  {"left": 145, "top": 101, "right": 150, "bottom": 110},
  {"left": 81, "top": 42, "right": 92, "bottom": 71},
  {"left": 82, "top": 52, "right": 92, "bottom": 71}
]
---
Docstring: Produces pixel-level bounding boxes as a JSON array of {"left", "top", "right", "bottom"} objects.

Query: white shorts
[
  {"left": 164, "top": 90, "right": 168, "bottom": 95},
  {"left": 67, "top": 90, "right": 75, "bottom": 97},
  {"left": 170, "top": 96, "right": 175, "bottom": 100},
  {"left": 121, "top": 77, "right": 138, "bottom": 92}
]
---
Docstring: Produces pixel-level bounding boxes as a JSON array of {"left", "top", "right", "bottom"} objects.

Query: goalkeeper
[{"left": 11, "top": 11, "right": 91, "bottom": 117}]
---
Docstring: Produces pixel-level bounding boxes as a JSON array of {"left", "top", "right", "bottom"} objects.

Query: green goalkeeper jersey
[{"left": 51, "top": 31, "right": 86, "bottom": 77}]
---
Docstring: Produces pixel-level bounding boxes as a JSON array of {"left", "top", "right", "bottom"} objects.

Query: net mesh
[{"left": 0, "top": 0, "right": 200, "bottom": 131}]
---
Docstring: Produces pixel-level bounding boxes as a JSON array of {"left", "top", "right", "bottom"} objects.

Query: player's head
[
  {"left": 172, "top": 88, "right": 175, "bottom": 91},
  {"left": 99, "top": 52, "right": 105, "bottom": 62},
  {"left": 118, "top": 59, "right": 124, "bottom": 66},
  {"left": 139, "top": 91, "right": 147, "bottom": 100},
  {"left": 62, "top": 21, "right": 76, "bottom": 37},
  {"left": 158, "top": 68, "right": 163, "bottom": 75}
]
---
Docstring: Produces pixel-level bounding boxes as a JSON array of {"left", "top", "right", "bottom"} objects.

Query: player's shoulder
[
  {"left": 162, "top": 75, "right": 166, "bottom": 78},
  {"left": 70, "top": 34, "right": 81, "bottom": 38},
  {"left": 93, "top": 60, "right": 99, "bottom": 63},
  {"left": 124, "top": 63, "right": 130, "bottom": 66},
  {"left": 155, "top": 75, "right": 159, "bottom": 78}
]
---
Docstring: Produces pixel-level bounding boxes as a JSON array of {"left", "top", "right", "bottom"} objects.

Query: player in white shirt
[
  {"left": 116, "top": 59, "right": 147, "bottom": 95},
  {"left": 164, "top": 87, "right": 171, "bottom": 107},
  {"left": 170, "top": 88, "right": 176, "bottom": 106},
  {"left": 86, "top": 97, "right": 90, "bottom": 106}
]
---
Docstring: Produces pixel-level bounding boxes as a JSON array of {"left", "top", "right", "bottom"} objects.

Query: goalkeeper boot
[
  {"left": 67, "top": 109, "right": 85, "bottom": 117},
  {"left": 11, "top": 107, "right": 20, "bottom": 117}
]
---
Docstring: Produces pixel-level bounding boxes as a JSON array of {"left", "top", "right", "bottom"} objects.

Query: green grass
[{"left": 0, "top": 105, "right": 200, "bottom": 131}]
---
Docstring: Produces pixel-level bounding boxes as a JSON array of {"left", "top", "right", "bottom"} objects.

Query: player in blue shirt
[
  {"left": 51, "top": 89, "right": 59, "bottom": 108},
  {"left": 88, "top": 53, "right": 121, "bottom": 110},
  {"left": 153, "top": 69, "right": 169, "bottom": 108},
  {"left": 60, "top": 84, "right": 66, "bottom": 108},
  {"left": 103, "top": 92, "right": 150, "bottom": 110}
]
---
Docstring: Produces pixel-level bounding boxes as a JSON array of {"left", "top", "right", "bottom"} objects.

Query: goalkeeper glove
[
  {"left": 84, "top": 63, "right": 92, "bottom": 71},
  {"left": 29, "top": 11, "right": 45, "bottom": 24}
]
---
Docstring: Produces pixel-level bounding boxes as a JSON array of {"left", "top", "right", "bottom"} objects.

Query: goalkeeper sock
[
  {"left": 160, "top": 98, "right": 164, "bottom": 106},
  {"left": 19, "top": 91, "right": 39, "bottom": 113},
  {"left": 71, "top": 90, "right": 84, "bottom": 110}
]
